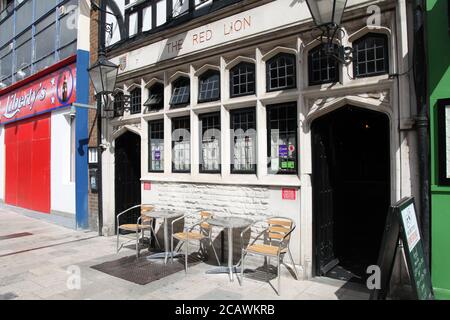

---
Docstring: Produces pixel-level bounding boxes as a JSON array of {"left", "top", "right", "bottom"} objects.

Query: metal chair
[
  {"left": 171, "top": 211, "right": 221, "bottom": 272},
  {"left": 240, "top": 217, "right": 299, "bottom": 295},
  {"left": 116, "top": 204, "right": 160, "bottom": 258}
]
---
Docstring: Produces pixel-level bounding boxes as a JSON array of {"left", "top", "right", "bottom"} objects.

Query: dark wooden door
[
  {"left": 312, "top": 121, "right": 339, "bottom": 275},
  {"left": 115, "top": 132, "right": 141, "bottom": 228}
]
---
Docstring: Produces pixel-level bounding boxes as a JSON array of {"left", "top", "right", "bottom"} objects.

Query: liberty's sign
[{"left": 0, "top": 63, "right": 77, "bottom": 124}]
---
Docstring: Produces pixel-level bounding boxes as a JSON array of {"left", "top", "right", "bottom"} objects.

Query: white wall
[
  {"left": 0, "top": 125, "right": 4, "bottom": 202},
  {"left": 51, "top": 110, "right": 76, "bottom": 215},
  {"left": 141, "top": 182, "right": 302, "bottom": 263}
]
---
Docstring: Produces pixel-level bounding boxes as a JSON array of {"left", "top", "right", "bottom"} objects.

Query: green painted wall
[{"left": 427, "top": 0, "right": 450, "bottom": 300}]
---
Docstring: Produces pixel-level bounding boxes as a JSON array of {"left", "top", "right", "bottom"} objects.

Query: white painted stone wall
[
  {"left": 50, "top": 110, "right": 76, "bottom": 215},
  {"left": 142, "top": 182, "right": 301, "bottom": 263}
]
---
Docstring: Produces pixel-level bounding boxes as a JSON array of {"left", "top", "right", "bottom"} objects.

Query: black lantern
[
  {"left": 305, "top": 0, "right": 351, "bottom": 63},
  {"left": 88, "top": 55, "right": 119, "bottom": 96},
  {"left": 305, "top": 0, "right": 347, "bottom": 28}
]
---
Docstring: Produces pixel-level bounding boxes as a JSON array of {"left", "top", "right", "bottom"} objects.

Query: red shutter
[{"left": 5, "top": 114, "right": 51, "bottom": 213}]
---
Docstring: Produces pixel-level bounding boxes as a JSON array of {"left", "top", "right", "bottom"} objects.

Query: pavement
[{"left": 0, "top": 204, "right": 371, "bottom": 300}]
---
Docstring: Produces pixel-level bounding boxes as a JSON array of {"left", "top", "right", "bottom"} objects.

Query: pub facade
[{"left": 97, "top": 0, "right": 418, "bottom": 283}]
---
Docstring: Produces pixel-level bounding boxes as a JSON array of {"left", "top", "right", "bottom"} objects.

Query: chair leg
[
  {"left": 185, "top": 240, "right": 189, "bottom": 273},
  {"left": 240, "top": 251, "right": 245, "bottom": 286},
  {"left": 116, "top": 228, "right": 120, "bottom": 253},
  {"left": 277, "top": 254, "right": 281, "bottom": 296},
  {"left": 136, "top": 230, "right": 140, "bottom": 259},
  {"left": 150, "top": 226, "right": 161, "bottom": 249},
  {"left": 287, "top": 248, "right": 299, "bottom": 280},
  {"left": 209, "top": 238, "right": 221, "bottom": 266},
  {"left": 265, "top": 257, "right": 269, "bottom": 282},
  {"left": 171, "top": 236, "right": 174, "bottom": 263}
]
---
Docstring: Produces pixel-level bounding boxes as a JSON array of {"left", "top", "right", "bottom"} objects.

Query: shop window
[
  {"left": 266, "top": 53, "right": 296, "bottom": 92},
  {"left": 353, "top": 33, "right": 389, "bottom": 78},
  {"left": 172, "top": 116, "right": 191, "bottom": 173},
  {"left": 198, "top": 70, "right": 220, "bottom": 103},
  {"left": 267, "top": 103, "right": 298, "bottom": 175},
  {"left": 130, "top": 87, "right": 142, "bottom": 114},
  {"left": 308, "top": 44, "right": 340, "bottom": 86},
  {"left": 199, "top": 112, "right": 221, "bottom": 173},
  {"left": 149, "top": 119, "right": 164, "bottom": 172},
  {"left": 230, "top": 62, "right": 255, "bottom": 98},
  {"left": 170, "top": 77, "right": 190, "bottom": 107},
  {"left": 230, "top": 108, "right": 256, "bottom": 174},
  {"left": 144, "top": 83, "right": 164, "bottom": 111}
]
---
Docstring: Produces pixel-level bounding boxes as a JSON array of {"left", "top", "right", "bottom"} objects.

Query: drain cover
[{"left": 0, "top": 232, "right": 33, "bottom": 241}]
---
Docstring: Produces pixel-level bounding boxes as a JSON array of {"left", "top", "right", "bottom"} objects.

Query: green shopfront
[{"left": 427, "top": 0, "right": 450, "bottom": 300}]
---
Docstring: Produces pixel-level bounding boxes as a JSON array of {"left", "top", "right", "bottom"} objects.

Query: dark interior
[
  {"left": 312, "top": 106, "right": 391, "bottom": 282},
  {"left": 115, "top": 131, "right": 142, "bottom": 230}
]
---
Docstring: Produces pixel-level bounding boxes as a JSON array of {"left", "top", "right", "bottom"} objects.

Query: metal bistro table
[
  {"left": 143, "top": 209, "right": 184, "bottom": 264},
  {"left": 206, "top": 216, "right": 253, "bottom": 282}
]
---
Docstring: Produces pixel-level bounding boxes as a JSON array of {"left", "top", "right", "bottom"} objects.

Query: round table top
[
  {"left": 143, "top": 209, "right": 184, "bottom": 219},
  {"left": 208, "top": 216, "right": 253, "bottom": 229}
]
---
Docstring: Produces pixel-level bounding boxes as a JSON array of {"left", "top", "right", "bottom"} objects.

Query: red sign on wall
[
  {"left": 0, "top": 63, "right": 77, "bottom": 124},
  {"left": 282, "top": 188, "right": 297, "bottom": 200},
  {"left": 143, "top": 182, "right": 152, "bottom": 191}
]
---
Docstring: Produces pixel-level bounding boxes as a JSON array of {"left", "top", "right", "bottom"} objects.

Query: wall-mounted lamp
[{"left": 305, "top": 0, "right": 353, "bottom": 64}]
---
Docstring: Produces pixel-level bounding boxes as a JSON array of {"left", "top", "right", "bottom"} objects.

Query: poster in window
[{"left": 437, "top": 99, "right": 450, "bottom": 185}]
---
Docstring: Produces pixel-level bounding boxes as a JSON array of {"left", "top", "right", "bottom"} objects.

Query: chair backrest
[
  {"left": 141, "top": 205, "right": 154, "bottom": 222},
  {"left": 200, "top": 211, "right": 212, "bottom": 230},
  {"left": 267, "top": 217, "right": 295, "bottom": 244}
]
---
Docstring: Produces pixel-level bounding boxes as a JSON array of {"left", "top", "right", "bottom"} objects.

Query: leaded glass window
[
  {"left": 230, "top": 62, "right": 255, "bottom": 97},
  {"left": 170, "top": 77, "right": 190, "bottom": 107},
  {"left": 266, "top": 53, "right": 296, "bottom": 92},
  {"left": 230, "top": 108, "right": 256, "bottom": 174},
  {"left": 308, "top": 44, "right": 340, "bottom": 86},
  {"left": 130, "top": 87, "right": 142, "bottom": 114},
  {"left": 267, "top": 103, "right": 298, "bottom": 175},
  {"left": 199, "top": 112, "right": 221, "bottom": 173},
  {"left": 353, "top": 33, "right": 389, "bottom": 78},
  {"left": 198, "top": 70, "right": 220, "bottom": 103},
  {"left": 144, "top": 83, "right": 164, "bottom": 111}
]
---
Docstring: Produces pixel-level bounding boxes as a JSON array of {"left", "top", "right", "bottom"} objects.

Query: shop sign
[
  {"left": 0, "top": 63, "right": 77, "bottom": 124},
  {"left": 282, "top": 188, "right": 297, "bottom": 200}
]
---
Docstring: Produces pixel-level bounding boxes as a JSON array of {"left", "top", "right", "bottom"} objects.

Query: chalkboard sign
[{"left": 370, "top": 197, "right": 434, "bottom": 300}]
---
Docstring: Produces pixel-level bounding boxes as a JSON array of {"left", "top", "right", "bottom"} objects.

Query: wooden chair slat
[
  {"left": 268, "top": 219, "right": 292, "bottom": 227},
  {"left": 269, "top": 226, "right": 290, "bottom": 234}
]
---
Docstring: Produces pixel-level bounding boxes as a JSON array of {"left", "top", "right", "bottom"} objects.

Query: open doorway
[
  {"left": 312, "top": 106, "right": 391, "bottom": 283},
  {"left": 115, "top": 131, "right": 141, "bottom": 229}
]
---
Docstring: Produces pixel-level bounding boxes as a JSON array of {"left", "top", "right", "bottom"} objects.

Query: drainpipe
[{"left": 412, "top": 0, "right": 430, "bottom": 265}]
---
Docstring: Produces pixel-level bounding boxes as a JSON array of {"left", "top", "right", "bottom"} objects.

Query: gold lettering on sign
[
  {"left": 224, "top": 16, "right": 251, "bottom": 36},
  {"left": 192, "top": 29, "right": 213, "bottom": 45}
]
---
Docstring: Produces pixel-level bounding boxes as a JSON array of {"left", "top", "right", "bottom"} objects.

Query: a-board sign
[{"left": 370, "top": 197, "right": 434, "bottom": 300}]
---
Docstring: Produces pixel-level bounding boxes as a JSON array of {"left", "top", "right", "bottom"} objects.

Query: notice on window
[
  {"left": 154, "top": 150, "right": 161, "bottom": 161},
  {"left": 279, "top": 145, "right": 288, "bottom": 157},
  {"left": 401, "top": 203, "right": 421, "bottom": 252}
]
